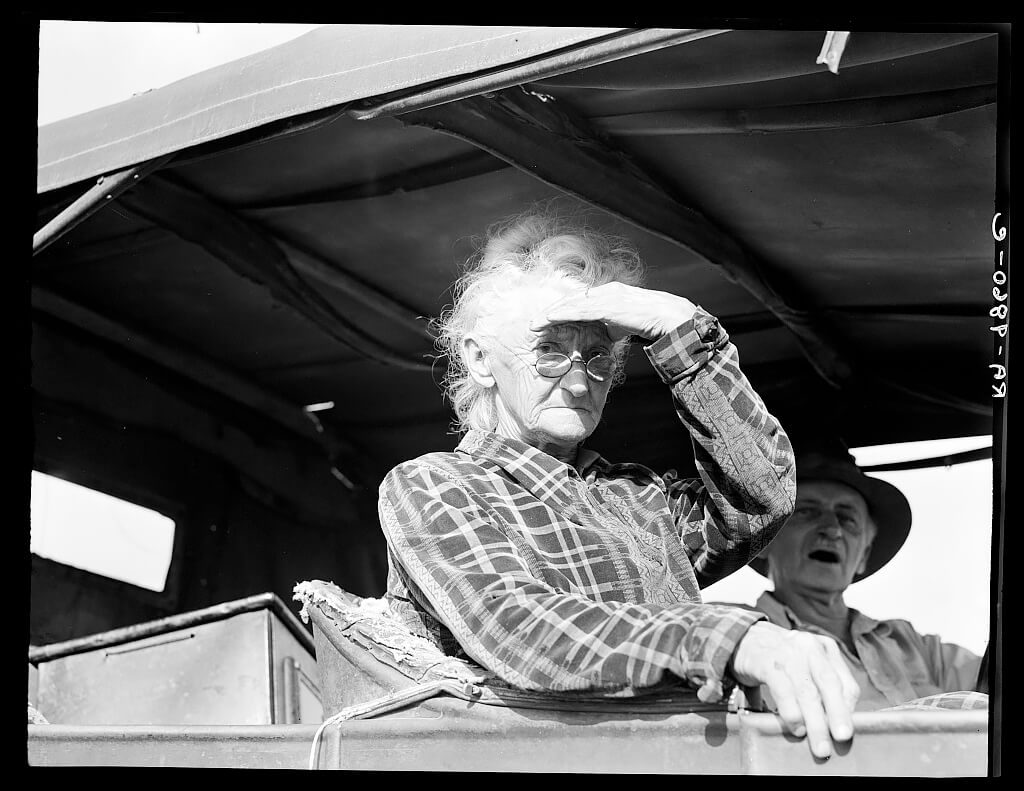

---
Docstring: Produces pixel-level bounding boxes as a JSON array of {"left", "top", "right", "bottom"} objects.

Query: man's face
[
  {"left": 481, "top": 282, "right": 615, "bottom": 456},
  {"left": 763, "top": 479, "right": 876, "bottom": 595}
]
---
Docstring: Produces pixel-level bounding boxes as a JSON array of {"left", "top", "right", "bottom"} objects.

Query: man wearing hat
[{"left": 743, "top": 440, "right": 985, "bottom": 711}]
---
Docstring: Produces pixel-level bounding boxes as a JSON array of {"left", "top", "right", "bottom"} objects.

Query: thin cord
[{"left": 308, "top": 679, "right": 482, "bottom": 769}]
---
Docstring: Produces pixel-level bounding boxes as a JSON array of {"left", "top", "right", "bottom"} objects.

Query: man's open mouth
[{"left": 808, "top": 549, "right": 841, "bottom": 563}]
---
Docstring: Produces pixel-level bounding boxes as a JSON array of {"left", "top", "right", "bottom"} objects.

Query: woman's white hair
[{"left": 433, "top": 209, "right": 646, "bottom": 434}]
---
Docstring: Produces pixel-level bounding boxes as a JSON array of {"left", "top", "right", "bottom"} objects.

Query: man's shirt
[
  {"left": 378, "top": 310, "right": 794, "bottom": 702},
  {"left": 752, "top": 591, "right": 983, "bottom": 709}
]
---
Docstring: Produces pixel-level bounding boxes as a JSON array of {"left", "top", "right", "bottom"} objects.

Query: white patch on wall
[{"left": 30, "top": 471, "right": 176, "bottom": 592}]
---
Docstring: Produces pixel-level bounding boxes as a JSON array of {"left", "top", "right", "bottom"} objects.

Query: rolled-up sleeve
[
  {"left": 923, "top": 634, "right": 984, "bottom": 693},
  {"left": 644, "top": 308, "right": 796, "bottom": 586},
  {"left": 379, "top": 461, "right": 764, "bottom": 699}
]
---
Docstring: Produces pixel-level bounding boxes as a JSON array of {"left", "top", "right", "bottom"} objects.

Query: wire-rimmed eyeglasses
[
  {"left": 533, "top": 351, "right": 616, "bottom": 382},
  {"left": 486, "top": 337, "right": 618, "bottom": 383}
]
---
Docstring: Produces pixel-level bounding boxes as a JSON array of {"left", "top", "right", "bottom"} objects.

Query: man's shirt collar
[{"left": 755, "top": 590, "right": 885, "bottom": 637}]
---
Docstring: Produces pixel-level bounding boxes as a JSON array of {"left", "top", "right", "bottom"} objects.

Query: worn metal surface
[
  {"left": 29, "top": 592, "right": 313, "bottom": 663},
  {"left": 27, "top": 724, "right": 320, "bottom": 768},
  {"left": 25, "top": 707, "right": 989, "bottom": 774},
  {"left": 34, "top": 601, "right": 321, "bottom": 726},
  {"left": 29, "top": 583, "right": 989, "bottom": 772},
  {"left": 272, "top": 616, "right": 323, "bottom": 725},
  {"left": 311, "top": 699, "right": 988, "bottom": 775},
  {"left": 735, "top": 709, "right": 989, "bottom": 776}
]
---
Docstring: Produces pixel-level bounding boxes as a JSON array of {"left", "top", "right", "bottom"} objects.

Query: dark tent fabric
[{"left": 33, "top": 24, "right": 1001, "bottom": 522}]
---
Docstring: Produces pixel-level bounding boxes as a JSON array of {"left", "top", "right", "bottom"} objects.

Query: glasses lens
[
  {"left": 535, "top": 353, "right": 572, "bottom": 377},
  {"left": 586, "top": 355, "right": 616, "bottom": 382},
  {"left": 534, "top": 353, "right": 615, "bottom": 381}
]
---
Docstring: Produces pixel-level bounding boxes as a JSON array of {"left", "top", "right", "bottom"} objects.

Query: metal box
[{"left": 29, "top": 593, "right": 322, "bottom": 726}]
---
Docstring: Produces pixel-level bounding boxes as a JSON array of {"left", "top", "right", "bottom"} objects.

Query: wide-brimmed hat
[{"left": 750, "top": 440, "right": 913, "bottom": 582}]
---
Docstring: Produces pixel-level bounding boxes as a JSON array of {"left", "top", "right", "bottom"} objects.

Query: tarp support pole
[
  {"left": 860, "top": 446, "right": 992, "bottom": 472},
  {"left": 33, "top": 156, "right": 173, "bottom": 255},
  {"left": 350, "top": 28, "right": 728, "bottom": 120}
]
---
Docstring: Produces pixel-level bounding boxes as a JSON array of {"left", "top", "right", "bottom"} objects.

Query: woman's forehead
[
  {"left": 502, "top": 279, "right": 577, "bottom": 311},
  {"left": 536, "top": 321, "right": 611, "bottom": 344}
]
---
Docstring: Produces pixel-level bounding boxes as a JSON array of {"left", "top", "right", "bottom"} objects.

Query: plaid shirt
[
  {"left": 378, "top": 310, "right": 794, "bottom": 702},
  {"left": 752, "top": 591, "right": 984, "bottom": 710}
]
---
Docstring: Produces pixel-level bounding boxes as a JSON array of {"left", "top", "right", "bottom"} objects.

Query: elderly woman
[{"left": 377, "top": 212, "right": 858, "bottom": 759}]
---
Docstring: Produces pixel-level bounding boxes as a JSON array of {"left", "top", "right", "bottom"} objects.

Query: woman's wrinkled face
[{"left": 478, "top": 281, "right": 615, "bottom": 459}]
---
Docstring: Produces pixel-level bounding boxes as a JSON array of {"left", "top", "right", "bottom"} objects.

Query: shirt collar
[
  {"left": 456, "top": 429, "right": 607, "bottom": 488},
  {"left": 755, "top": 591, "right": 886, "bottom": 637},
  {"left": 849, "top": 607, "right": 885, "bottom": 636},
  {"left": 754, "top": 591, "right": 799, "bottom": 628},
  {"left": 575, "top": 447, "right": 605, "bottom": 477}
]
